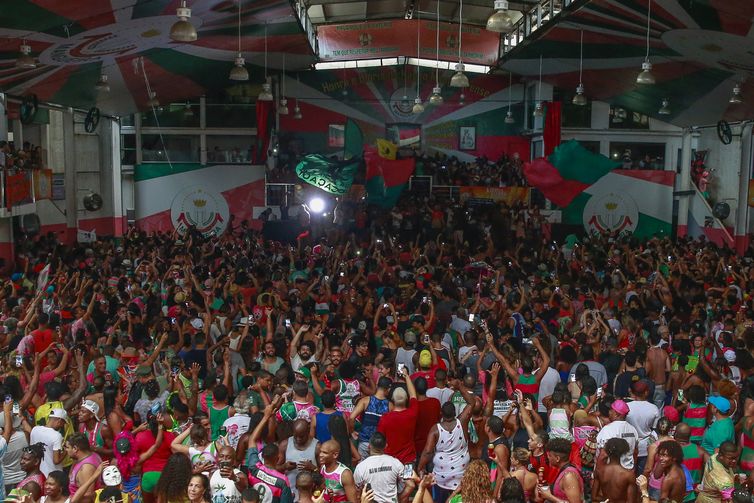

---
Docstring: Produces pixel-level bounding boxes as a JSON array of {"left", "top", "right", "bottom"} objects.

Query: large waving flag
[
  {"left": 295, "top": 155, "right": 360, "bottom": 195},
  {"left": 376, "top": 138, "right": 398, "bottom": 160},
  {"left": 525, "top": 140, "right": 675, "bottom": 239},
  {"left": 365, "top": 147, "right": 415, "bottom": 208}
]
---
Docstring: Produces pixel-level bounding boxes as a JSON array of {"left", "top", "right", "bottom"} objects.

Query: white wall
[{"left": 693, "top": 126, "right": 744, "bottom": 228}]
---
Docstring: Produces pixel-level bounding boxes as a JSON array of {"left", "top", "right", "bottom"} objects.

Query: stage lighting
[{"left": 308, "top": 197, "right": 326, "bottom": 213}]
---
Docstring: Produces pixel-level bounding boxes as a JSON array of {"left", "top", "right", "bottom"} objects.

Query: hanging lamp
[
  {"left": 147, "top": 91, "right": 159, "bottom": 108},
  {"left": 636, "top": 0, "right": 655, "bottom": 85},
  {"left": 533, "top": 55, "right": 544, "bottom": 117},
  {"left": 486, "top": 0, "right": 514, "bottom": 33},
  {"left": 15, "top": 41, "right": 36, "bottom": 69},
  {"left": 412, "top": 10, "right": 425, "bottom": 114},
  {"left": 95, "top": 74, "right": 110, "bottom": 92},
  {"left": 293, "top": 74, "right": 303, "bottom": 119},
  {"left": 258, "top": 23, "right": 273, "bottom": 101},
  {"left": 730, "top": 83, "right": 744, "bottom": 104},
  {"left": 184, "top": 102, "right": 194, "bottom": 117},
  {"left": 170, "top": 0, "right": 197, "bottom": 42},
  {"left": 229, "top": 0, "right": 249, "bottom": 81},
  {"left": 658, "top": 98, "right": 671, "bottom": 115},
  {"left": 278, "top": 54, "right": 289, "bottom": 114},
  {"left": 428, "top": 0, "right": 444, "bottom": 105},
  {"left": 505, "top": 72, "right": 515, "bottom": 124},
  {"left": 451, "top": 0, "right": 469, "bottom": 88},
  {"left": 572, "top": 30, "right": 587, "bottom": 106}
]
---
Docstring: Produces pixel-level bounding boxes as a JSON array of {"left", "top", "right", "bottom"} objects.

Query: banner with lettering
[
  {"left": 34, "top": 169, "right": 53, "bottom": 200},
  {"left": 295, "top": 154, "right": 360, "bottom": 195},
  {"left": 318, "top": 20, "right": 499, "bottom": 66},
  {"left": 6, "top": 173, "right": 31, "bottom": 208},
  {"left": 459, "top": 187, "right": 530, "bottom": 206}
]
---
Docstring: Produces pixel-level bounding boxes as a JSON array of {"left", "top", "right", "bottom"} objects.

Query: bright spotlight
[{"left": 308, "top": 197, "right": 326, "bottom": 214}]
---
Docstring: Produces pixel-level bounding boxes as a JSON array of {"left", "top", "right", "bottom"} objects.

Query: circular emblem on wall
[
  {"left": 38, "top": 16, "right": 203, "bottom": 65},
  {"left": 389, "top": 86, "right": 417, "bottom": 120},
  {"left": 582, "top": 192, "right": 639, "bottom": 236},
  {"left": 170, "top": 187, "right": 229, "bottom": 237}
]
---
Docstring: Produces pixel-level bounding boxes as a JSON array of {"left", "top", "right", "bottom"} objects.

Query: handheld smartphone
[
  {"left": 285, "top": 319, "right": 292, "bottom": 328},
  {"left": 423, "top": 333, "right": 430, "bottom": 344},
  {"left": 569, "top": 374, "right": 577, "bottom": 383},
  {"left": 14, "top": 356, "right": 22, "bottom": 368},
  {"left": 596, "top": 387, "right": 603, "bottom": 398},
  {"left": 402, "top": 463, "right": 414, "bottom": 479},
  {"left": 383, "top": 303, "right": 389, "bottom": 309},
  {"left": 397, "top": 363, "right": 406, "bottom": 376},
  {"left": 469, "top": 313, "right": 475, "bottom": 322},
  {"left": 219, "top": 426, "right": 228, "bottom": 437},
  {"left": 677, "top": 389, "right": 685, "bottom": 402}
]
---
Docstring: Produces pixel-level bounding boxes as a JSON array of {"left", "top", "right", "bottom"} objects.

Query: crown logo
[
  {"left": 605, "top": 202, "right": 618, "bottom": 210},
  {"left": 359, "top": 33, "right": 372, "bottom": 46},
  {"left": 193, "top": 199, "right": 207, "bottom": 207}
]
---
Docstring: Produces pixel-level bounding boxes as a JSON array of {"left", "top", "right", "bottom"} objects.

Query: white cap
[
  {"left": 81, "top": 400, "right": 100, "bottom": 417},
  {"left": 49, "top": 408, "right": 68, "bottom": 421}
]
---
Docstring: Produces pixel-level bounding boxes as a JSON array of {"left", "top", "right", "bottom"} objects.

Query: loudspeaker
[
  {"left": 713, "top": 202, "right": 730, "bottom": 220},
  {"left": 83, "top": 192, "right": 103, "bottom": 211},
  {"left": 15, "top": 213, "right": 40, "bottom": 236}
]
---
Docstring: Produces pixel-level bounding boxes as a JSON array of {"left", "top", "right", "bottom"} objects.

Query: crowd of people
[
  {"left": 0, "top": 141, "right": 46, "bottom": 171},
  {"left": 3, "top": 198, "right": 754, "bottom": 503}
]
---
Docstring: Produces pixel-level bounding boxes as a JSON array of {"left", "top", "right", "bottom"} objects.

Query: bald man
[
  {"left": 675, "top": 422, "right": 708, "bottom": 490},
  {"left": 319, "top": 440, "right": 358, "bottom": 503},
  {"left": 280, "top": 419, "right": 319, "bottom": 500}
]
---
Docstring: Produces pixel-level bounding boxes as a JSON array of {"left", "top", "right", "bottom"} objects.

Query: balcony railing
[{"left": 501, "top": 0, "right": 582, "bottom": 56}]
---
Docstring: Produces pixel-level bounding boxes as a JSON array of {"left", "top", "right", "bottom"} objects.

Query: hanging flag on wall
[
  {"left": 376, "top": 138, "right": 398, "bottom": 160},
  {"left": 295, "top": 154, "right": 360, "bottom": 195},
  {"left": 364, "top": 147, "right": 415, "bottom": 208}
]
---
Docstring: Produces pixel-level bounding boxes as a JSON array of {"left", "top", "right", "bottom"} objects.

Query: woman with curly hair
[
  {"left": 448, "top": 460, "right": 494, "bottom": 503},
  {"left": 155, "top": 453, "right": 193, "bottom": 503}
]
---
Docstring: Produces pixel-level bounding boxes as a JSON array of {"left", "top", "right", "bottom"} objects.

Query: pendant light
[
  {"left": 229, "top": 0, "right": 249, "bottom": 81},
  {"left": 147, "top": 91, "right": 159, "bottom": 108},
  {"left": 533, "top": 55, "right": 544, "bottom": 118},
  {"left": 428, "top": 0, "right": 443, "bottom": 106},
  {"left": 572, "top": 30, "right": 587, "bottom": 106},
  {"left": 636, "top": 0, "right": 655, "bottom": 85},
  {"left": 184, "top": 102, "right": 194, "bottom": 117},
  {"left": 15, "top": 40, "right": 36, "bottom": 69},
  {"left": 95, "top": 74, "right": 110, "bottom": 92},
  {"left": 402, "top": 64, "right": 410, "bottom": 107},
  {"left": 730, "top": 83, "right": 744, "bottom": 104},
  {"left": 505, "top": 72, "right": 515, "bottom": 124},
  {"left": 412, "top": 10, "right": 425, "bottom": 114},
  {"left": 258, "top": 23, "right": 273, "bottom": 101},
  {"left": 459, "top": 92, "right": 466, "bottom": 105},
  {"left": 486, "top": 0, "right": 514, "bottom": 34},
  {"left": 658, "top": 98, "right": 671, "bottom": 115},
  {"left": 450, "top": 0, "right": 469, "bottom": 88},
  {"left": 278, "top": 54, "right": 289, "bottom": 114},
  {"left": 170, "top": 0, "right": 197, "bottom": 42}
]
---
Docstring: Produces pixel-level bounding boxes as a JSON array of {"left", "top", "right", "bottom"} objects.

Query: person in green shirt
[{"left": 701, "top": 396, "right": 734, "bottom": 455}]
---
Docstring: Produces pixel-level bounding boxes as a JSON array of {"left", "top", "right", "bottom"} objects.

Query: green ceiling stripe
[
  {"left": 610, "top": 67, "right": 731, "bottom": 119},
  {"left": 587, "top": 0, "right": 681, "bottom": 31},
  {"left": 50, "top": 62, "right": 101, "bottom": 108},
  {"left": 512, "top": 39, "right": 678, "bottom": 60},
  {"left": 143, "top": 48, "right": 266, "bottom": 89},
  {"left": 131, "top": 0, "right": 171, "bottom": 20},
  {"left": 200, "top": 21, "right": 303, "bottom": 38},
  {"left": 674, "top": 1, "right": 722, "bottom": 32},
  {"left": 5, "top": 1, "right": 85, "bottom": 36}
]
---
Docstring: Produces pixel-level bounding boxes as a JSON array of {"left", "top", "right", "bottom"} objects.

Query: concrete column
[
  {"left": 62, "top": 108, "right": 77, "bottom": 243},
  {"left": 102, "top": 118, "right": 124, "bottom": 236},
  {"left": 676, "top": 129, "right": 693, "bottom": 236},
  {"left": 0, "top": 218, "right": 14, "bottom": 273},
  {"left": 735, "top": 122, "right": 753, "bottom": 254},
  {"left": 0, "top": 95, "right": 7, "bottom": 141}
]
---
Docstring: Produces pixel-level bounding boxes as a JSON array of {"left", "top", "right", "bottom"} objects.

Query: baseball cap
[
  {"left": 49, "top": 408, "right": 68, "bottom": 421},
  {"left": 102, "top": 466, "right": 122, "bottom": 486},
  {"left": 190, "top": 318, "right": 204, "bottom": 330},
  {"left": 724, "top": 350, "right": 736, "bottom": 363},
  {"left": 135, "top": 365, "right": 152, "bottom": 377},
  {"left": 419, "top": 350, "right": 432, "bottom": 368},
  {"left": 410, "top": 314, "right": 425, "bottom": 325},
  {"left": 662, "top": 405, "right": 680, "bottom": 424},
  {"left": 82, "top": 400, "right": 100, "bottom": 417},
  {"left": 403, "top": 331, "right": 417, "bottom": 347},
  {"left": 611, "top": 400, "right": 630, "bottom": 416},
  {"left": 709, "top": 395, "right": 731, "bottom": 414}
]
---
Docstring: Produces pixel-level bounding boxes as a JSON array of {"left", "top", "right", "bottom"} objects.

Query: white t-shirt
[
  {"left": 30, "top": 426, "right": 63, "bottom": 476},
  {"left": 353, "top": 454, "right": 404, "bottom": 503},
  {"left": 427, "top": 387, "right": 454, "bottom": 406},
  {"left": 222, "top": 414, "right": 250, "bottom": 450},
  {"left": 3, "top": 430, "right": 28, "bottom": 485},
  {"left": 209, "top": 468, "right": 243, "bottom": 503},
  {"left": 537, "top": 367, "right": 561, "bottom": 413},
  {"left": 290, "top": 353, "right": 316, "bottom": 373},
  {"left": 626, "top": 400, "right": 660, "bottom": 457},
  {"left": 596, "top": 420, "right": 638, "bottom": 470}
]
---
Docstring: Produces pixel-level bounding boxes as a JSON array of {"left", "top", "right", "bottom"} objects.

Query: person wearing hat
[
  {"left": 701, "top": 395, "right": 734, "bottom": 455},
  {"left": 78, "top": 400, "right": 112, "bottom": 459},
  {"left": 596, "top": 400, "right": 638, "bottom": 471},
  {"left": 626, "top": 380, "right": 660, "bottom": 475},
  {"left": 30, "top": 408, "right": 67, "bottom": 476}
]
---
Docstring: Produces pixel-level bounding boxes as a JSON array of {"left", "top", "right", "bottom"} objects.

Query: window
[
  {"left": 205, "top": 103, "right": 256, "bottom": 128},
  {"left": 121, "top": 134, "right": 136, "bottom": 165},
  {"left": 206, "top": 136, "right": 254, "bottom": 164},
  {"left": 609, "top": 142, "right": 665, "bottom": 170},
  {"left": 609, "top": 107, "right": 649, "bottom": 129},
  {"left": 141, "top": 103, "right": 199, "bottom": 128},
  {"left": 141, "top": 134, "right": 200, "bottom": 162}
]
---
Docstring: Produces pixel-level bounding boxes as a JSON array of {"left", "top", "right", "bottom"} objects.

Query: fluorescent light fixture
[{"left": 314, "top": 58, "right": 490, "bottom": 74}]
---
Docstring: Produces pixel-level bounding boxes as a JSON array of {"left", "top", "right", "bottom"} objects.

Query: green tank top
[{"left": 209, "top": 405, "right": 230, "bottom": 440}]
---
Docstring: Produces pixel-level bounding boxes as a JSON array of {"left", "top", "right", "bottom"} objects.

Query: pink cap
[
  {"left": 611, "top": 399, "right": 630, "bottom": 416},
  {"left": 663, "top": 405, "right": 680, "bottom": 423}
]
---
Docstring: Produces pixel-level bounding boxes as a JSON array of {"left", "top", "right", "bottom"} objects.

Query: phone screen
[
  {"left": 397, "top": 363, "right": 405, "bottom": 375},
  {"left": 402, "top": 463, "right": 413, "bottom": 479},
  {"left": 469, "top": 314, "right": 475, "bottom": 322}
]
